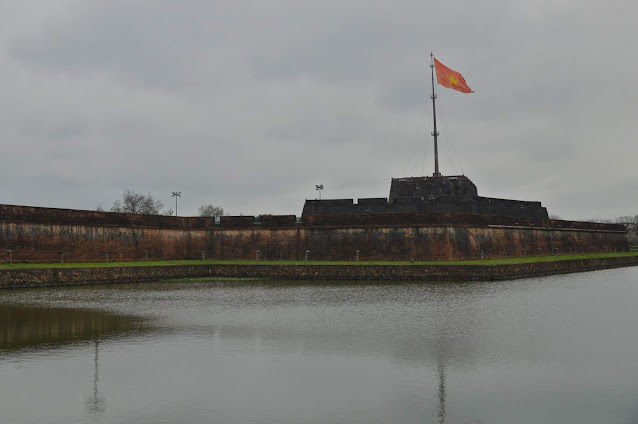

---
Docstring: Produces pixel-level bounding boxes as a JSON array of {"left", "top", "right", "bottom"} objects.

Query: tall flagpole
[{"left": 430, "top": 53, "right": 441, "bottom": 177}]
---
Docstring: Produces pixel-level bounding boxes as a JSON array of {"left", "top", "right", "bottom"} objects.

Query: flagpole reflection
[
  {"left": 437, "top": 356, "right": 447, "bottom": 424},
  {"left": 86, "top": 339, "right": 106, "bottom": 417}
]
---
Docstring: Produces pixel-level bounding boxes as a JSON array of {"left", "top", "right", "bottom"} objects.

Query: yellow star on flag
[{"left": 433, "top": 57, "right": 474, "bottom": 93}]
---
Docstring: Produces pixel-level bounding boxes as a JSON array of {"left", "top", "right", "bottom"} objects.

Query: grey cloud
[
  {"left": 10, "top": 1, "right": 238, "bottom": 91},
  {"left": 0, "top": 0, "right": 637, "bottom": 219}
]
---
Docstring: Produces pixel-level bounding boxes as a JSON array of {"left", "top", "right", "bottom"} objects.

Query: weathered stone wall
[
  {"left": 0, "top": 204, "right": 629, "bottom": 263},
  {"left": 298, "top": 225, "right": 628, "bottom": 261},
  {"left": 2, "top": 256, "right": 638, "bottom": 289},
  {"left": 0, "top": 222, "right": 210, "bottom": 262}
]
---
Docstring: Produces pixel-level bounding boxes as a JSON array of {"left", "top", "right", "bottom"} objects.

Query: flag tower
[
  {"left": 429, "top": 53, "right": 474, "bottom": 177},
  {"left": 429, "top": 53, "right": 441, "bottom": 177}
]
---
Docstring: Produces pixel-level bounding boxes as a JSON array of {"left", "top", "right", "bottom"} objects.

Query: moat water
[{"left": 2, "top": 268, "right": 638, "bottom": 424}]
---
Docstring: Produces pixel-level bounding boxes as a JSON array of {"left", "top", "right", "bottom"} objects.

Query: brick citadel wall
[{"left": 0, "top": 204, "right": 629, "bottom": 263}]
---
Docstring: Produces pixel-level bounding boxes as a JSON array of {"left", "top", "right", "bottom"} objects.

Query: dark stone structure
[
  {"left": 3, "top": 256, "right": 638, "bottom": 289},
  {"left": 302, "top": 175, "right": 549, "bottom": 219}
]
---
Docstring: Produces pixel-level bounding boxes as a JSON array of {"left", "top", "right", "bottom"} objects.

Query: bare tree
[
  {"left": 616, "top": 216, "right": 636, "bottom": 224},
  {"left": 111, "top": 189, "right": 165, "bottom": 215},
  {"left": 587, "top": 218, "right": 614, "bottom": 224},
  {"left": 198, "top": 204, "right": 226, "bottom": 218},
  {"left": 586, "top": 215, "right": 637, "bottom": 245}
]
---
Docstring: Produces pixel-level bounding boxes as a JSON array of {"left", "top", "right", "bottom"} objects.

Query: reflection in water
[
  {"left": 424, "top": 284, "right": 485, "bottom": 424},
  {"left": 0, "top": 304, "right": 146, "bottom": 353},
  {"left": 438, "top": 358, "right": 446, "bottom": 424},
  {"left": 86, "top": 340, "right": 106, "bottom": 416},
  {"left": 3, "top": 271, "right": 638, "bottom": 424},
  {"left": 0, "top": 304, "right": 147, "bottom": 422}
]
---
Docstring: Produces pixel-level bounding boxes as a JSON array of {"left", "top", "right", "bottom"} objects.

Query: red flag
[{"left": 434, "top": 58, "right": 474, "bottom": 93}]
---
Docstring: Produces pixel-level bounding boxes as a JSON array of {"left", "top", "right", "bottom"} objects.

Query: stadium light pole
[{"left": 172, "top": 192, "right": 181, "bottom": 217}]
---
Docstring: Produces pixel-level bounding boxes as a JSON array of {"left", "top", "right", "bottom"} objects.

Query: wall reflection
[{"left": 0, "top": 304, "right": 145, "bottom": 353}]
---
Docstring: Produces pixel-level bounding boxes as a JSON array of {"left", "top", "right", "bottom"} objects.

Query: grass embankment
[{"left": 1, "top": 252, "right": 637, "bottom": 270}]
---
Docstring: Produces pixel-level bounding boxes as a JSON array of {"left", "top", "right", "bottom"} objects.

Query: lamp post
[
  {"left": 6, "top": 249, "right": 12, "bottom": 264},
  {"left": 315, "top": 185, "right": 324, "bottom": 200},
  {"left": 172, "top": 192, "right": 181, "bottom": 217}
]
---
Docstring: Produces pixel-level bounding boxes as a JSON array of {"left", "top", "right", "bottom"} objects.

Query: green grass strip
[{"left": 0, "top": 252, "right": 636, "bottom": 270}]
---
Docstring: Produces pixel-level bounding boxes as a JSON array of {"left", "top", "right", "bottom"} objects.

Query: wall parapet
[
  {"left": 0, "top": 204, "right": 625, "bottom": 233},
  {"left": 0, "top": 204, "right": 214, "bottom": 229}
]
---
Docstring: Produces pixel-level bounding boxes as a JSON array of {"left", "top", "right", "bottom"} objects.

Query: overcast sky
[{"left": 1, "top": 0, "right": 636, "bottom": 220}]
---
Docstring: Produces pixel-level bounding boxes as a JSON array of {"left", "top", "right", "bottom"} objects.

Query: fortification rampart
[
  {"left": 0, "top": 204, "right": 629, "bottom": 263},
  {"left": 3, "top": 256, "right": 638, "bottom": 289}
]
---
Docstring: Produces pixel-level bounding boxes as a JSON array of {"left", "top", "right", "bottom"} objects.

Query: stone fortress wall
[{"left": 0, "top": 204, "right": 628, "bottom": 263}]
